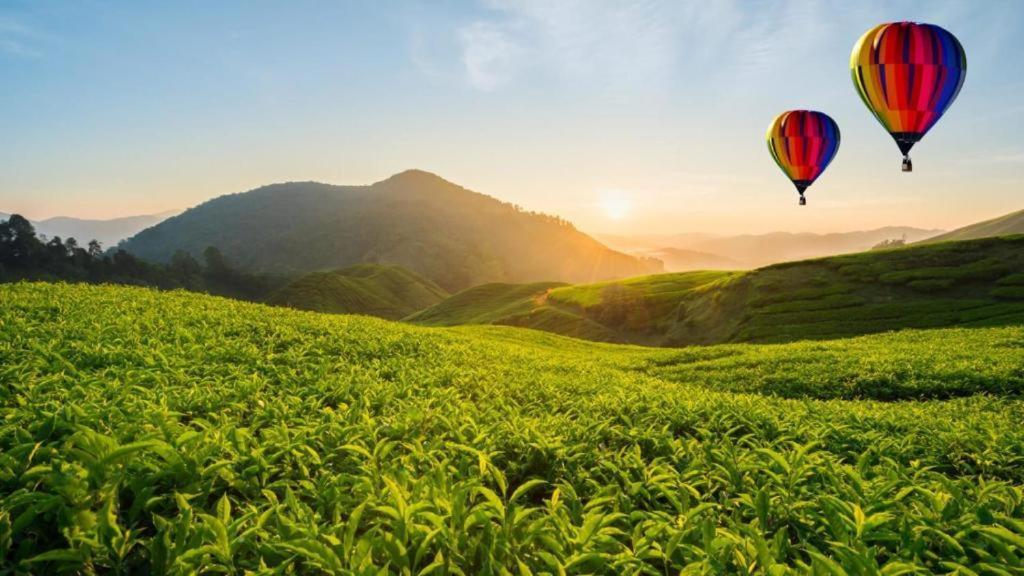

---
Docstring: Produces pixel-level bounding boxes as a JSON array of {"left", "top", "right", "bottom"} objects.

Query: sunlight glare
[{"left": 599, "top": 191, "right": 632, "bottom": 220}]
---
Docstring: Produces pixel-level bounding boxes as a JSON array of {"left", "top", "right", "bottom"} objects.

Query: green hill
[
  {"left": 406, "top": 281, "right": 617, "bottom": 341},
  {"left": 268, "top": 264, "right": 448, "bottom": 319},
  {"left": 118, "top": 170, "right": 660, "bottom": 291},
  {"left": 920, "top": 208, "right": 1024, "bottom": 244},
  {"left": 412, "top": 235, "right": 1024, "bottom": 345},
  {"left": 406, "top": 281, "right": 565, "bottom": 325},
  {"left": 3, "top": 282, "right": 1023, "bottom": 572}
]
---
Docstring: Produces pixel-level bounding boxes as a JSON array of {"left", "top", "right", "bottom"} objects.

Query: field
[
  {"left": 268, "top": 264, "right": 449, "bottom": 320},
  {"left": 411, "top": 236, "right": 1024, "bottom": 347},
  {"left": 2, "top": 282, "right": 1024, "bottom": 573}
]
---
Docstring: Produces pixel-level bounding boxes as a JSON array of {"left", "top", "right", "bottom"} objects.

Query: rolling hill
[
  {"left": 118, "top": 170, "right": 660, "bottom": 291},
  {"left": 920, "top": 207, "right": 1024, "bottom": 244},
  {"left": 3, "top": 281, "right": 1023, "bottom": 572},
  {"left": 411, "top": 235, "right": 1024, "bottom": 346},
  {"left": 268, "top": 264, "right": 448, "bottom": 319}
]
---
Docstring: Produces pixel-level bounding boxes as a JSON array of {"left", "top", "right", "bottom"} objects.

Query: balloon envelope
[
  {"left": 851, "top": 22, "right": 966, "bottom": 160},
  {"left": 766, "top": 110, "right": 840, "bottom": 202}
]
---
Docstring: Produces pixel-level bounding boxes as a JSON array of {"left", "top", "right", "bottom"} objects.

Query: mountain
[
  {"left": 268, "top": 264, "right": 448, "bottom": 319},
  {"left": 641, "top": 247, "right": 743, "bottom": 271},
  {"left": 411, "top": 235, "right": 1024, "bottom": 346},
  {"left": 0, "top": 210, "right": 177, "bottom": 248},
  {"left": 920, "top": 208, "right": 1024, "bottom": 244},
  {"left": 597, "top": 226, "right": 943, "bottom": 269},
  {"left": 119, "top": 170, "right": 661, "bottom": 291}
]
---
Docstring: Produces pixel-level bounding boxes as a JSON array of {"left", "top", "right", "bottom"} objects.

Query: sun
[{"left": 599, "top": 191, "right": 632, "bottom": 220}]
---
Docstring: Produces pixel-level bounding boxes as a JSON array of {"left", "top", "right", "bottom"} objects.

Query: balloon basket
[{"left": 902, "top": 156, "right": 913, "bottom": 172}]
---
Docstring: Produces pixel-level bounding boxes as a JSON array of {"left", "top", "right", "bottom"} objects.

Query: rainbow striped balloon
[
  {"left": 851, "top": 22, "right": 966, "bottom": 171},
  {"left": 766, "top": 110, "right": 840, "bottom": 205}
]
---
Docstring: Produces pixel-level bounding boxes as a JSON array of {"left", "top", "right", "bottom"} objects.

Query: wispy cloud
[
  {"left": 451, "top": 0, "right": 840, "bottom": 95},
  {"left": 455, "top": 0, "right": 680, "bottom": 93},
  {"left": 0, "top": 16, "right": 44, "bottom": 59},
  {"left": 459, "top": 20, "right": 524, "bottom": 90}
]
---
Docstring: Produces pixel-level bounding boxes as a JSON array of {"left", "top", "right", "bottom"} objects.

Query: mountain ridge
[
  {"left": 598, "top": 226, "right": 944, "bottom": 269},
  {"left": 119, "top": 170, "right": 661, "bottom": 291},
  {"left": 0, "top": 210, "right": 177, "bottom": 248}
]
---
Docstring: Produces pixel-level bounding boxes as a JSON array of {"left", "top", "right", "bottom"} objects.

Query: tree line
[{"left": 0, "top": 214, "right": 281, "bottom": 300}]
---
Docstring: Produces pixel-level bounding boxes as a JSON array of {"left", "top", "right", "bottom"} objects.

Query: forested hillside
[{"left": 119, "top": 170, "right": 660, "bottom": 291}]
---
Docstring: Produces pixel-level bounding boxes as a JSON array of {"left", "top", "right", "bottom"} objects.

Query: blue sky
[{"left": 1, "top": 0, "right": 1022, "bottom": 234}]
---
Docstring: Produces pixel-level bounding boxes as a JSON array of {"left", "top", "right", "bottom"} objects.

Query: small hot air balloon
[
  {"left": 766, "top": 110, "right": 841, "bottom": 205},
  {"left": 851, "top": 22, "right": 966, "bottom": 172}
]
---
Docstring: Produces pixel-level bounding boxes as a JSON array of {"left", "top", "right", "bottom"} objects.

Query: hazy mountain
[
  {"left": 920, "top": 208, "right": 1024, "bottom": 244},
  {"left": 120, "top": 170, "right": 661, "bottom": 291},
  {"left": 0, "top": 210, "right": 178, "bottom": 248},
  {"left": 598, "top": 226, "right": 943, "bottom": 269},
  {"left": 594, "top": 232, "right": 716, "bottom": 254},
  {"left": 642, "top": 247, "right": 743, "bottom": 271}
]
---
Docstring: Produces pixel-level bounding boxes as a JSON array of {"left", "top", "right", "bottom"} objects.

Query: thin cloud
[
  {"left": 459, "top": 21, "right": 524, "bottom": 90},
  {"left": 452, "top": 0, "right": 837, "bottom": 96},
  {"left": 0, "top": 16, "right": 44, "bottom": 59}
]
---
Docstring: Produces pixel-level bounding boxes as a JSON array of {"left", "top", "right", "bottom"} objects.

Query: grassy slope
[
  {"left": 413, "top": 235, "right": 1024, "bottom": 346},
  {"left": 406, "top": 281, "right": 566, "bottom": 325},
  {"left": 268, "top": 264, "right": 448, "bottom": 319},
  {"left": 2, "top": 282, "right": 1024, "bottom": 572},
  {"left": 922, "top": 208, "right": 1024, "bottom": 244}
]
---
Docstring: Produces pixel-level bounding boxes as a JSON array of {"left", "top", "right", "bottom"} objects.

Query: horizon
[
  {"left": 2, "top": 1, "right": 1023, "bottom": 235},
  {"left": 1, "top": 168, "right": 972, "bottom": 238}
]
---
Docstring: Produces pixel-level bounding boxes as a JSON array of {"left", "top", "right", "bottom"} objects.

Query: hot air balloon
[
  {"left": 766, "top": 110, "right": 841, "bottom": 205},
  {"left": 851, "top": 22, "right": 966, "bottom": 172}
]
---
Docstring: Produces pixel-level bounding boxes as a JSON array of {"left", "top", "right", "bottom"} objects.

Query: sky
[{"left": 1, "top": 0, "right": 1022, "bottom": 235}]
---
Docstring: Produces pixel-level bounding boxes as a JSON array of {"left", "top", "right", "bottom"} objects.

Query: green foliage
[
  {"left": 0, "top": 214, "right": 285, "bottom": 301},
  {"left": 269, "top": 264, "right": 448, "bottom": 319},
  {"left": 2, "top": 282, "right": 1024, "bottom": 573},
  {"left": 415, "top": 236, "right": 1024, "bottom": 347},
  {"left": 407, "top": 282, "right": 567, "bottom": 326},
  {"left": 991, "top": 287, "right": 1024, "bottom": 300},
  {"left": 118, "top": 171, "right": 661, "bottom": 291}
]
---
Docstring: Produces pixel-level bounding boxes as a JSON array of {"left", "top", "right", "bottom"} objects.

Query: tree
[
  {"left": 203, "top": 246, "right": 229, "bottom": 278},
  {"left": 170, "top": 250, "right": 205, "bottom": 290}
]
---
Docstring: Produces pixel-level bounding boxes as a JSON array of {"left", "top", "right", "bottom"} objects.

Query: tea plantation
[
  {"left": 412, "top": 236, "right": 1024, "bottom": 347},
  {"left": 2, "top": 282, "right": 1024, "bottom": 573}
]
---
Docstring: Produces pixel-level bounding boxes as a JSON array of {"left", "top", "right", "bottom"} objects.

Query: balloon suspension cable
[
  {"left": 793, "top": 181, "right": 810, "bottom": 206},
  {"left": 902, "top": 154, "right": 913, "bottom": 173}
]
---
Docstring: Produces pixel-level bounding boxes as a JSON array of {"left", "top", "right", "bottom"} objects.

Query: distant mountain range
[
  {"left": 119, "top": 170, "right": 661, "bottom": 291},
  {"left": 0, "top": 210, "right": 177, "bottom": 249},
  {"left": 920, "top": 208, "right": 1024, "bottom": 244},
  {"left": 598, "top": 226, "right": 944, "bottom": 270}
]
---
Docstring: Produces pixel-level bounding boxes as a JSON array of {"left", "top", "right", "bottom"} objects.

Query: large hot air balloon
[
  {"left": 766, "top": 110, "right": 840, "bottom": 205},
  {"left": 851, "top": 22, "right": 966, "bottom": 172}
]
